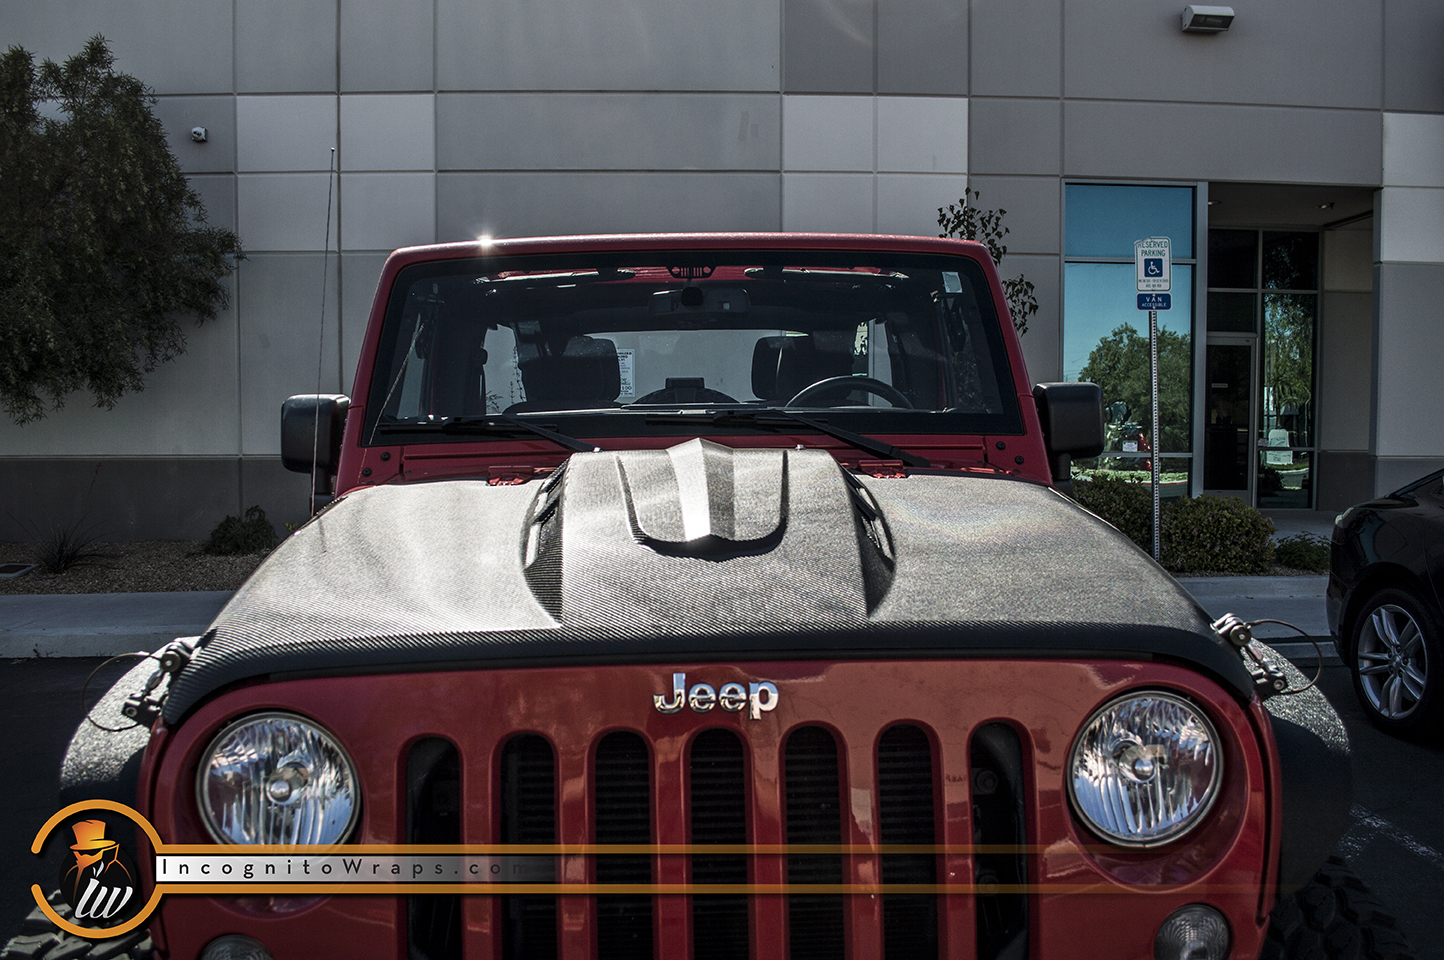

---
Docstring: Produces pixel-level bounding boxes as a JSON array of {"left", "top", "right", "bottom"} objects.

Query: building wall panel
[
  {"left": 436, "top": 0, "right": 780, "bottom": 92},
  {"left": 1371, "top": 262, "right": 1444, "bottom": 460},
  {"left": 783, "top": 0, "right": 873, "bottom": 93},
  {"left": 436, "top": 172, "right": 783, "bottom": 240},
  {"left": 340, "top": 173, "right": 436, "bottom": 252},
  {"left": 1063, "top": 0, "right": 1381, "bottom": 110},
  {"left": 340, "top": 0, "right": 435, "bottom": 93},
  {"left": 236, "top": 0, "right": 338, "bottom": 94},
  {"left": 237, "top": 174, "right": 341, "bottom": 252},
  {"left": 436, "top": 94, "right": 781, "bottom": 172},
  {"left": 2, "top": 0, "right": 234, "bottom": 95},
  {"left": 153, "top": 97, "right": 238, "bottom": 174},
  {"left": 236, "top": 255, "right": 342, "bottom": 456},
  {"left": 340, "top": 95, "right": 436, "bottom": 172},
  {"left": 958, "top": 175, "right": 1061, "bottom": 256},
  {"left": 876, "top": 173, "right": 968, "bottom": 235},
  {"left": 782, "top": 174, "right": 875, "bottom": 232},
  {"left": 877, "top": 97, "right": 967, "bottom": 173},
  {"left": 970, "top": 0, "right": 1061, "bottom": 98},
  {"left": 1064, "top": 101, "right": 1382, "bottom": 185},
  {"left": 969, "top": 98, "right": 1061, "bottom": 177},
  {"left": 877, "top": 0, "right": 967, "bottom": 95},
  {"left": 783, "top": 96, "right": 875, "bottom": 171},
  {"left": 1384, "top": 0, "right": 1444, "bottom": 115},
  {"left": 237, "top": 96, "right": 338, "bottom": 173}
]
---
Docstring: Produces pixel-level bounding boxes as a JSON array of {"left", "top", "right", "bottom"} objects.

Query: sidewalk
[{"left": 0, "top": 578, "right": 1333, "bottom": 659}]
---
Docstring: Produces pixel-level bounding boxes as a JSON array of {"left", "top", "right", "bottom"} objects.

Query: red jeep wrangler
[{"left": 49, "top": 235, "right": 1408, "bottom": 960}]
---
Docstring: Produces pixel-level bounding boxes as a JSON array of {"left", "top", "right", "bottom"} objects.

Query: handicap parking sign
[{"left": 1135, "top": 238, "right": 1171, "bottom": 292}]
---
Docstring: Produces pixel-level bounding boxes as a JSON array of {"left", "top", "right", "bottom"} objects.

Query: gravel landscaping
[{"left": 0, "top": 540, "right": 268, "bottom": 594}]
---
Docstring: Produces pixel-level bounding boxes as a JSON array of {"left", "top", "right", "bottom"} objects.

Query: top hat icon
[{"left": 69, "top": 820, "right": 118, "bottom": 852}]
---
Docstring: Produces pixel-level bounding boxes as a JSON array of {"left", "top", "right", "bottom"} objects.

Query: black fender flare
[{"left": 1256, "top": 643, "right": 1353, "bottom": 895}]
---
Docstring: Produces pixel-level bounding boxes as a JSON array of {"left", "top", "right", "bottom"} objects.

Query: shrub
[
  {"left": 1160, "top": 495, "right": 1275, "bottom": 574},
  {"left": 204, "top": 505, "right": 278, "bottom": 555},
  {"left": 1274, "top": 532, "right": 1330, "bottom": 572},
  {"left": 28, "top": 517, "right": 109, "bottom": 573},
  {"left": 1070, "top": 476, "right": 1155, "bottom": 552}
]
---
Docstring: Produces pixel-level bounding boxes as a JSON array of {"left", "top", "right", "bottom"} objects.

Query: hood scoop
[{"left": 620, "top": 439, "right": 786, "bottom": 555}]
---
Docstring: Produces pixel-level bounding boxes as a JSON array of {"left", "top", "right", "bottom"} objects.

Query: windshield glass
[{"left": 363, "top": 249, "right": 1022, "bottom": 443}]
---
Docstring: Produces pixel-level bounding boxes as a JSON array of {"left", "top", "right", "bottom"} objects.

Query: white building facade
[{"left": 2, "top": 0, "right": 1441, "bottom": 537}]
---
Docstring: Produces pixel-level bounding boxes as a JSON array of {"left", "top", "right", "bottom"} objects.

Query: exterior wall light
[
  {"left": 191, "top": 126, "right": 208, "bottom": 143},
  {"left": 1181, "top": 5, "right": 1234, "bottom": 32}
]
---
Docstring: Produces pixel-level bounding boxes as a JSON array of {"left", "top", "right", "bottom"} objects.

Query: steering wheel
[{"left": 784, "top": 376, "right": 914, "bottom": 409}]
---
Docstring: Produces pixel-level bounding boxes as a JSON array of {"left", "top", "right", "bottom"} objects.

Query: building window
[
  {"left": 1063, "top": 184, "right": 1198, "bottom": 495},
  {"left": 1206, "top": 229, "right": 1319, "bottom": 508}
]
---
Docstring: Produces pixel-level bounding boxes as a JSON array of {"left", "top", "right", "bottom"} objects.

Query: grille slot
[
  {"left": 878, "top": 724, "right": 938, "bottom": 959},
  {"left": 689, "top": 729, "right": 750, "bottom": 960},
  {"left": 784, "top": 725, "right": 844, "bottom": 960},
  {"left": 501, "top": 735, "right": 558, "bottom": 960},
  {"left": 595, "top": 732, "right": 653, "bottom": 960},
  {"left": 407, "top": 738, "right": 462, "bottom": 960},
  {"left": 971, "top": 723, "right": 1029, "bottom": 960}
]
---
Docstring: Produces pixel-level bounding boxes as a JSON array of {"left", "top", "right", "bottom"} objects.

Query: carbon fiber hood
[{"left": 164, "top": 440, "right": 1248, "bottom": 720}]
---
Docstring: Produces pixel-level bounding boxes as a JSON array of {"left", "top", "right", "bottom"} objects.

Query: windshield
[{"left": 363, "top": 249, "right": 1022, "bottom": 443}]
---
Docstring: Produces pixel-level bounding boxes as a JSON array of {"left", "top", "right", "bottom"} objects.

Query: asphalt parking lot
[{"left": 1, "top": 655, "right": 1440, "bottom": 957}]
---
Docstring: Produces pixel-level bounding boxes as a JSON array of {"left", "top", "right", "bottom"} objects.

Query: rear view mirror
[{"left": 1033, "top": 382, "right": 1104, "bottom": 492}]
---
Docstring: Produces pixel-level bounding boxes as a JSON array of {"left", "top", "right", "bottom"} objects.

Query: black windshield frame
[{"left": 362, "top": 249, "right": 1024, "bottom": 446}]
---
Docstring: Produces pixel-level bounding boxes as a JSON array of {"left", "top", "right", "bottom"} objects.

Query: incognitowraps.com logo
[
  {"left": 33, "top": 799, "right": 1265, "bottom": 939},
  {"left": 58, "top": 818, "right": 139, "bottom": 924}
]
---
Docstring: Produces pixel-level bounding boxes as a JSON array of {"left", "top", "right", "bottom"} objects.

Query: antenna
[{"left": 310, "top": 146, "right": 337, "bottom": 517}]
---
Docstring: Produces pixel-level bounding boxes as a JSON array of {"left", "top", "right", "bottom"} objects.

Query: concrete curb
[
  {"left": 0, "top": 591, "right": 232, "bottom": 658},
  {"left": 1177, "top": 575, "right": 1330, "bottom": 642}
]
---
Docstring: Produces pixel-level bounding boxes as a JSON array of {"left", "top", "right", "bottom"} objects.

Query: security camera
[
  {"left": 191, "top": 126, "right": 208, "bottom": 143},
  {"left": 1181, "top": 5, "right": 1234, "bottom": 32}
]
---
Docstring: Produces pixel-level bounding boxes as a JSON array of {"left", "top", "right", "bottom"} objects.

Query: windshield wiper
[
  {"left": 374, "top": 415, "right": 601, "bottom": 453},
  {"left": 644, "top": 410, "right": 930, "bottom": 468}
]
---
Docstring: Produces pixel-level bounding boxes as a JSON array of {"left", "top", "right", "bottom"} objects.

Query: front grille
[
  {"left": 689, "top": 729, "right": 749, "bottom": 960},
  {"left": 386, "top": 665, "right": 1043, "bottom": 960}
]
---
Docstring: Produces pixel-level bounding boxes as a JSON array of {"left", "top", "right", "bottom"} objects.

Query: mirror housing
[
  {"left": 1033, "top": 382, "right": 1104, "bottom": 494},
  {"left": 281, "top": 395, "right": 350, "bottom": 512}
]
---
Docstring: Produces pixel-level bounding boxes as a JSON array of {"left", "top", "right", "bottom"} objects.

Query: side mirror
[
  {"left": 282, "top": 395, "right": 350, "bottom": 512},
  {"left": 1033, "top": 382, "right": 1104, "bottom": 493}
]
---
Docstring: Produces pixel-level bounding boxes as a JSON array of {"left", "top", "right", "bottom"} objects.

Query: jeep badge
[{"left": 653, "top": 672, "right": 778, "bottom": 720}]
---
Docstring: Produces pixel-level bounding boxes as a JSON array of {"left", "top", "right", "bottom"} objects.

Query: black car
[{"left": 1329, "top": 467, "right": 1444, "bottom": 737}]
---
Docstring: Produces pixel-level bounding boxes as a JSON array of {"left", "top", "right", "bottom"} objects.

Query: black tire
[
  {"left": 1347, "top": 587, "right": 1443, "bottom": 738},
  {"left": 0, "top": 891, "right": 151, "bottom": 960},
  {"left": 1261, "top": 856, "right": 1416, "bottom": 960}
]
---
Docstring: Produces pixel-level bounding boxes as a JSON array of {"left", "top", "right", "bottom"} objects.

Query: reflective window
[
  {"left": 1063, "top": 184, "right": 1197, "bottom": 490},
  {"left": 1065, "top": 185, "right": 1195, "bottom": 259},
  {"left": 1063, "top": 262, "right": 1194, "bottom": 454}
]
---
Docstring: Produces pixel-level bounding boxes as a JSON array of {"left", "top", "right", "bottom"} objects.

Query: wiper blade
[
  {"left": 375, "top": 416, "right": 601, "bottom": 453},
  {"left": 645, "top": 410, "right": 930, "bottom": 468}
]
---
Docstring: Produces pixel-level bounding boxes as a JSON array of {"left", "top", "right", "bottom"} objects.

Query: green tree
[
  {"left": 1078, "top": 323, "right": 1191, "bottom": 453},
  {"left": 0, "top": 37, "right": 244, "bottom": 424},
  {"left": 937, "top": 190, "right": 1038, "bottom": 335}
]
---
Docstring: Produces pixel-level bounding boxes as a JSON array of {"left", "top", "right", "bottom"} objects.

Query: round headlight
[
  {"left": 197, "top": 712, "right": 360, "bottom": 845},
  {"left": 1068, "top": 692, "right": 1222, "bottom": 847}
]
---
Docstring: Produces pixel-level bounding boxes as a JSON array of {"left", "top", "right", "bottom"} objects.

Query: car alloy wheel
[{"left": 1350, "top": 587, "right": 1440, "bottom": 735}]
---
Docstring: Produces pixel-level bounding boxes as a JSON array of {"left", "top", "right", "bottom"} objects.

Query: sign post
[{"left": 1135, "top": 238, "right": 1171, "bottom": 562}]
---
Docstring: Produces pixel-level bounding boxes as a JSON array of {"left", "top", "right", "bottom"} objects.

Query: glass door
[{"left": 1204, "top": 337, "right": 1254, "bottom": 496}]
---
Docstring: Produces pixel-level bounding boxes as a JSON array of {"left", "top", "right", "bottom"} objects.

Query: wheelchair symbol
[{"left": 1145, "top": 258, "right": 1163, "bottom": 277}]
